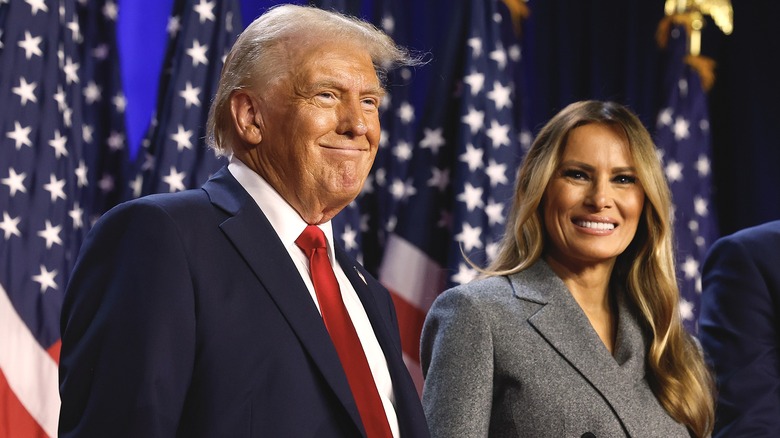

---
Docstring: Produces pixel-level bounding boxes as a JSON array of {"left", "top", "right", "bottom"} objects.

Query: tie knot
[{"left": 296, "top": 225, "right": 327, "bottom": 253}]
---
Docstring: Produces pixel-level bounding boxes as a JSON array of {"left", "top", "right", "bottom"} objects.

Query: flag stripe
[
  {"left": 0, "top": 369, "right": 48, "bottom": 438},
  {"left": 0, "top": 284, "right": 59, "bottom": 438},
  {"left": 380, "top": 234, "right": 444, "bottom": 311}
]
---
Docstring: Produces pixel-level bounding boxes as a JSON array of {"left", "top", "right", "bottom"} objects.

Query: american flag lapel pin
[{"left": 353, "top": 266, "right": 367, "bottom": 285}]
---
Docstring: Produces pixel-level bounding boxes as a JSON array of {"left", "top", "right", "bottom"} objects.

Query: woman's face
[{"left": 542, "top": 123, "right": 645, "bottom": 271}]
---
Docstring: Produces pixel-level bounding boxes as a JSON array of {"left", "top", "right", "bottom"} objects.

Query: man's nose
[{"left": 337, "top": 101, "right": 368, "bottom": 137}]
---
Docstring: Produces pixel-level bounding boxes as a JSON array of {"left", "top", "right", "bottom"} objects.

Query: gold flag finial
[{"left": 664, "top": 0, "right": 733, "bottom": 35}]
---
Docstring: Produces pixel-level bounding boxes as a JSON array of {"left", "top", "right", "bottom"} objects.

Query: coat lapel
[
  {"left": 202, "top": 168, "right": 365, "bottom": 435},
  {"left": 513, "top": 261, "right": 651, "bottom": 436}
]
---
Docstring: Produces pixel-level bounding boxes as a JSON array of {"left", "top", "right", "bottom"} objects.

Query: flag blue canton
[
  {"left": 132, "top": 0, "right": 241, "bottom": 197},
  {"left": 654, "top": 24, "right": 718, "bottom": 333},
  {"left": 0, "top": 0, "right": 126, "bottom": 435}
]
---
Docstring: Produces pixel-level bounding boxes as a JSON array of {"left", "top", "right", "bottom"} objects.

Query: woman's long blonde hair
[{"left": 485, "top": 101, "right": 714, "bottom": 437}]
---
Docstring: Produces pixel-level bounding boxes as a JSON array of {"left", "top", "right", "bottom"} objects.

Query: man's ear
[{"left": 230, "top": 91, "right": 262, "bottom": 145}]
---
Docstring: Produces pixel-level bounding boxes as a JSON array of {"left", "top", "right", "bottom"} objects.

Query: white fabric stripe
[
  {"left": 379, "top": 233, "right": 445, "bottom": 312},
  {"left": 0, "top": 284, "right": 59, "bottom": 438}
]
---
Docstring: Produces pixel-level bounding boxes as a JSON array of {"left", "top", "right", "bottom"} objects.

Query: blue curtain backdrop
[{"left": 117, "top": 0, "right": 780, "bottom": 237}]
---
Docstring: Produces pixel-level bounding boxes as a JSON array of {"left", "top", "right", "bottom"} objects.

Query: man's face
[{"left": 252, "top": 38, "right": 384, "bottom": 224}]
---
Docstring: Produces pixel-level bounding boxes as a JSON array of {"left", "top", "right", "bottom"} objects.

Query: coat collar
[
  {"left": 202, "top": 167, "right": 368, "bottom": 436},
  {"left": 508, "top": 260, "right": 652, "bottom": 436}
]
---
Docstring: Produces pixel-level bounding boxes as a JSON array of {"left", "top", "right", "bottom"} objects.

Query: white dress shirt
[{"left": 228, "top": 156, "right": 399, "bottom": 437}]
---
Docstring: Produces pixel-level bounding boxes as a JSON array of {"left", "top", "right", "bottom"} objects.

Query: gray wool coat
[{"left": 420, "top": 260, "right": 690, "bottom": 438}]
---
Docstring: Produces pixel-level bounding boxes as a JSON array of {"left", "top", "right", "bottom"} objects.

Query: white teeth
[{"left": 575, "top": 221, "right": 615, "bottom": 230}]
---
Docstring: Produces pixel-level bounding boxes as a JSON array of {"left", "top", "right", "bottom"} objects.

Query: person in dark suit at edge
[
  {"left": 58, "top": 4, "right": 429, "bottom": 437},
  {"left": 699, "top": 220, "right": 780, "bottom": 437}
]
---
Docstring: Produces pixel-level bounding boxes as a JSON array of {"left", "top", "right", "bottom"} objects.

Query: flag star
[
  {"left": 179, "top": 81, "right": 201, "bottom": 108},
  {"left": 396, "top": 102, "right": 414, "bottom": 124},
  {"left": 67, "top": 18, "right": 81, "bottom": 42},
  {"left": 12, "top": 77, "right": 37, "bottom": 105},
  {"left": 679, "top": 298, "right": 694, "bottom": 321},
  {"left": 53, "top": 85, "right": 67, "bottom": 111},
  {"left": 102, "top": 0, "right": 118, "bottom": 20},
  {"left": 486, "top": 120, "right": 510, "bottom": 148},
  {"left": 452, "top": 263, "right": 478, "bottom": 285},
  {"left": 693, "top": 196, "right": 709, "bottom": 216},
  {"left": 457, "top": 183, "right": 484, "bottom": 211},
  {"left": 341, "top": 225, "right": 358, "bottom": 251},
  {"left": 681, "top": 256, "right": 699, "bottom": 280},
  {"left": 428, "top": 167, "right": 450, "bottom": 192},
  {"left": 83, "top": 81, "right": 101, "bottom": 104},
  {"left": 167, "top": 15, "right": 181, "bottom": 36},
  {"left": 519, "top": 129, "right": 533, "bottom": 150},
  {"left": 699, "top": 118, "right": 709, "bottom": 132},
  {"left": 163, "top": 166, "right": 187, "bottom": 192},
  {"left": 485, "top": 159, "right": 508, "bottom": 186},
  {"left": 672, "top": 116, "right": 690, "bottom": 140},
  {"left": 7, "top": 121, "right": 33, "bottom": 150},
  {"left": 113, "top": 92, "right": 127, "bottom": 113},
  {"left": 193, "top": 0, "right": 216, "bottom": 23},
  {"left": 92, "top": 43, "right": 109, "bottom": 60},
  {"left": 69, "top": 202, "right": 84, "bottom": 229},
  {"left": 225, "top": 11, "right": 234, "bottom": 33},
  {"left": 63, "top": 57, "right": 80, "bottom": 84},
  {"left": 467, "top": 37, "right": 482, "bottom": 57},
  {"left": 18, "top": 31, "right": 43, "bottom": 59},
  {"left": 393, "top": 141, "right": 412, "bottom": 162},
  {"left": 665, "top": 160, "right": 684, "bottom": 182},
  {"left": 419, "top": 128, "right": 445, "bottom": 154},
  {"left": 171, "top": 125, "right": 193, "bottom": 151},
  {"left": 32, "top": 265, "right": 58, "bottom": 293},
  {"left": 462, "top": 107, "right": 485, "bottom": 134},
  {"left": 688, "top": 220, "right": 699, "bottom": 232},
  {"left": 82, "top": 124, "right": 94, "bottom": 143},
  {"left": 389, "top": 179, "right": 405, "bottom": 200},
  {"left": 486, "top": 241, "right": 500, "bottom": 262},
  {"left": 463, "top": 71, "right": 485, "bottom": 95},
  {"left": 455, "top": 223, "right": 483, "bottom": 252},
  {"left": 508, "top": 44, "right": 521, "bottom": 62},
  {"left": 485, "top": 199, "right": 505, "bottom": 225},
  {"left": 677, "top": 78, "right": 688, "bottom": 98},
  {"left": 487, "top": 81, "right": 512, "bottom": 110},
  {"left": 361, "top": 174, "right": 374, "bottom": 194},
  {"left": 656, "top": 107, "right": 673, "bottom": 127},
  {"left": 49, "top": 130, "right": 68, "bottom": 158},
  {"left": 186, "top": 40, "right": 209, "bottom": 67},
  {"left": 374, "top": 168, "right": 387, "bottom": 187},
  {"left": 99, "top": 174, "right": 115, "bottom": 193},
  {"left": 44, "top": 174, "right": 67, "bottom": 202},
  {"left": 695, "top": 154, "right": 710, "bottom": 177},
  {"left": 107, "top": 131, "right": 124, "bottom": 150},
  {"left": 0, "top": 212, "right": 22, "bottom": 240},
  {"left": 489, "top": 46, "right": 507, "bottom": 70},
  {"left": 25, "top": 0, "right": 48, "bottom": 15},
  {"left": 379, "top": 129, "right": 389, "bottom": 148},
  {"left": 129, "top": 174, "right": 143, "bottom": 198},
  {"left": 63, "top": 107, "right": 73, "bottom": 127},
  {"left": 75, "top": 160, "right": 88, "bottom": 187},
  {"left": 381, "top": 15, "right": 395, "bottom": 34},
  {"left": 38, "top": 220, "right": 63, "bottom": 249},
  {"left": 460, "top": 143, "right": 484, "bottom": 171},
  {"left": 2, "top": 168, "right": 27, "bottom": 196}
]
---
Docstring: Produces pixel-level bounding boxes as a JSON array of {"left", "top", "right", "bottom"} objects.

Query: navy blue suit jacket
[
  {"left": 699, "top": 220, "right": 780, "bottom": 437},
  {"left": 59, "top": 167, "right": 429, "bottom": 437}
]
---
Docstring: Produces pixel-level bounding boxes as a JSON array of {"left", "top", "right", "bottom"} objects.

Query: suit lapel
[
  {"left": 202, "top": 168, "right": 365, "bottom": 435},
  {"left": 514, "top": 261, "right": 650, "bottom": 436}
]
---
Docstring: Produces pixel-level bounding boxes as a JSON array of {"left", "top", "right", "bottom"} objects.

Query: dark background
[{"left": 119, "top": 0, "right": 780, "bottom": 238}]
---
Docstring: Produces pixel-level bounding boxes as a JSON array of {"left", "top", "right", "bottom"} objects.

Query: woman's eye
[
  {"left": 614, "top": 174, "right": 637, "bottom": 184},
  {"left": 563, "top": 169, "right": 588, "bottom": 180}
]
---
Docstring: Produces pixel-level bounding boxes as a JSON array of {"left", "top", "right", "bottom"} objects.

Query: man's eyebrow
[{"left": 308, "top": 80, "right": 386, "bottom": 97}]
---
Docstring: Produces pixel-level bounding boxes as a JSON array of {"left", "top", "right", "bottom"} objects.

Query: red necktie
[{"left": 295, "top": 225, "right": 393, "bottom": 438}]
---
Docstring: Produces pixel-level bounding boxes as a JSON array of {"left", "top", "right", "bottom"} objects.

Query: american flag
[
  {"left": 130, "top": 0, "right": 241, "bottom": 198},
  {"left": 325, "top": 0, "right": 529, "bottom": 390},
  {"left": 654, "top": 24, "right": 718, "bottom": 334},
  {"left": 0, "top": 0, "right": 126, "bottom": 436}
]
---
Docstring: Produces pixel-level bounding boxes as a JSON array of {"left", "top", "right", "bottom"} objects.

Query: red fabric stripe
[
  {"left": 388, "top": 289, "right": 427, "bottom": 364},
  {"left": 47, "top": 340, "right": 61, "bottom": 365},
  {"left": 0, "top": 368, "right": 49, "bottom": 438}
]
